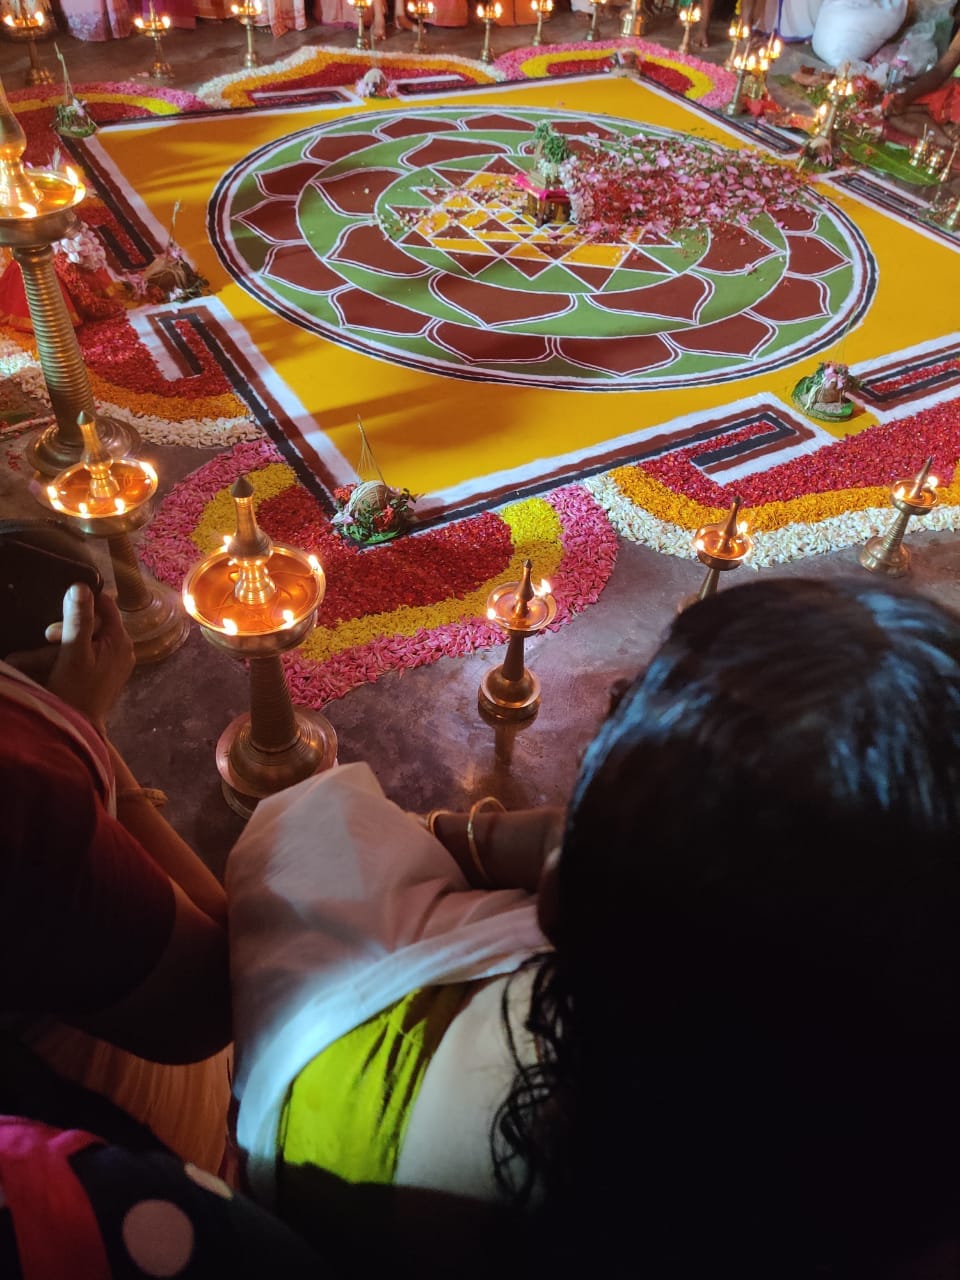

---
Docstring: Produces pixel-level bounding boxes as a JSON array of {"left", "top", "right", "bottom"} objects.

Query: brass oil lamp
[
  {"left": 620, "top": 0, "right": 642, "bottom": 37},
  {"left": 678, "top": 4, "right": 701, "bottom": 55},
  {"left": 407, "top": 0, "right": 433, "bottom": 51},
  {"left": 478, "top": 558, "right": 557, "bottom": 722},
  {"left": 724, "top": 51, "right": 755, "bottom": 117},
  {"left": 43, "top": 412, "right": 189, "bottom": 662},
  {"left": 724, "top": 16, "right": 750, "bottom": 72},
  {"left": 0, "top": 79, "right": 139, "bottom": 475},
  {"left": 529, "top": 0, "right": 551, "bottom": 46},
  {"left": 182, "top": 476, "right": 337, "bottom": 818},
  {"left": 2, "top": 1, "right": 53, "bottom": 87},
  {"left": 798, "top": 70, "right": 852, "bottom": 166},
  {"left": 585, "top": 0, "right": 606, "bottom": 42},
  {"left": 347, "top": 0, "right": 373, "bottom": 50},
  {"left": 859, "top": 457, "right": 939, "bottom": 577},
  {"left": 133, "top": 1, "right": 173, "bottom": 80},
  {"left": 476, "top": 0, "right": 501, "bottom": 62},
  {"left": 683, "top": 496, "right": 753, "bottom": 608},
  {"left": 231, "top": 0, "right": 262, "bottom": 68}
]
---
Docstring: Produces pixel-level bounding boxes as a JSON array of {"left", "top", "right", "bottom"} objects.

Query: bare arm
[
  {"left": 429, "top": 805, "right": 565, "bottom": 891},
  {"left": 888, "top": 34, "right": 960, "bottom": 112}
]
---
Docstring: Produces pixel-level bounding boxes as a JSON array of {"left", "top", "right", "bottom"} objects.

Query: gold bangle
[
  {"left": 422, "top": 808, "right": 454, "bottom": 837},
  {"left": 466, "top": 796, "right": 505, "bottom": 886},
  {"left": 117, "top": 786, "right": 168, "bottom": 809}
]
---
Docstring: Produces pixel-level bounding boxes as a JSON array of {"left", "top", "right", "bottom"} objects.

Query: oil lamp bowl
[
  {"left": 183, "top": 546, "right": 324, "bottom": 655},
  {"left": 694, "top": 523, "right": 753, "bottom": 568},
  {"left": 487, "top": 580, "right": 557, "bottom": 631},
  {"left": 45, "top": 458, "right": 157, "bottom": 537},
  {"left": 892, "top": 481, "right": 938, "bottom": 516},
  {"left": 0, "top": 171, "right": 85, "bottom": 245}
]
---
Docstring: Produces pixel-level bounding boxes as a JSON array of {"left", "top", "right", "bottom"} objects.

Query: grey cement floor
[{"left": 5, "top": 12, "right": 956, "bottom": 877}]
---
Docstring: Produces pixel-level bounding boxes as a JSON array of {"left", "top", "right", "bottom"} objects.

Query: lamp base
[
  {"left": 120, "top": 578, "right": 191, "bottom": 664},
  {"left": 478, "top": 664, "right": 541, "bottom": 722},
  {"left": 215, "top": 708, "right": 339, "bottom": 819},
  {"left": 26, "top": 412, "right": 142, "bottom": 477},
  {"left": 859, "top": 536, "right": 911, "bottom": 578}
]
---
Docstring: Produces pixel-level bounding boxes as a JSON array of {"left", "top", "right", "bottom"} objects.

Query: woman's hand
[
  {"left": 41, "top": 584, "right": 134, "bottom": 727},
  {"left": 882, "top": 90, "right": 908, "bottom": 116}
]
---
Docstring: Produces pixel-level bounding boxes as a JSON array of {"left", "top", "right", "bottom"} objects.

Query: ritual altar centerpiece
[{"left": 791, "top": 361, "right": 858, "bottom": 422}]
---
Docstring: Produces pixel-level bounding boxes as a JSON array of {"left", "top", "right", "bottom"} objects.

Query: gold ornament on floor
[
  {"left": 678, "top": 4, "right": 700, "bottom": 56},
  {"left": 0, "top": 78, "right": 139, "bottom": 474},
  {"left": 683, "top": 497, "right": 753, "bottom": 609},
  {"left": 182, "top": 475, "right": 337, "bottom": 819},
  {"left": 348, "top": 0, "right": 373, "bottom": 50},
  {"left": 859, "top": 457, "right": 939, "bottom": 578},
  {"left": 43, "top": 412, "right": 189, "bottom": 663},
  {"left": 530, "top": 0, "right": 552, "bottom": 46},
  {"left": 585, "top": 0, "right": 606, "bottom": 42},
  {"left": 407, "top": 0, "right": 433, "bottom": 51},
  {"left": 230, "top": 0, "right": 262, "bottom": 68},
  {"left": 476, "top": 1, "right": 501, "bottom": 64},
  {"left": 478, "top": 558, "right": 556, "bottom": 722},
  {"left": 2, "top": 0, "right": 53, "bottom": 86},
  {"left": 133, "top": 0, "right": 173, "bottom": 81}
]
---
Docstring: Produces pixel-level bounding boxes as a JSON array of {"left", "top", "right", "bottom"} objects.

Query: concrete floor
[{"left": 5, "top": 12, "right": 956, "bottom": 877}]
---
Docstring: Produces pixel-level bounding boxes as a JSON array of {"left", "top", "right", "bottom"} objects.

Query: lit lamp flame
[{"left": 44, "top": 413, "right": 157, "bottom": 531}]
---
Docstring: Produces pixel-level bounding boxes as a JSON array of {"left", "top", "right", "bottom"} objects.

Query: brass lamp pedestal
[
  {"left": 183, "top": 476, "right": 337, "bottom": 819},
  {"left": 859, "top": 457, "right": 939, "bottom": 578},
  {"left": 214, "top": 655, "right": 338, "bottom": 820},
  {"left": 0, "top": 83, "right": 139, "bottom": 475},
  {"left": 530, "top": 0, "right": 552, "bottom": 43},
  {"left": 43, "top": 413, "right": 189, "bottom": 664},
  {"left": 478, "top": 559, "right": 556, "bottom": 723}
]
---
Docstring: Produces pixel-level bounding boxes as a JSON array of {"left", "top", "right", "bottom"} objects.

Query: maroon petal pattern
[
  {"left": 558, "top": 333, "right": 677, "bottom": 375},
  {"left": 697, "top": 226, "right": 778, "bottom": 274},
  {"left": 589, "top": 273, "right": 712, "bottom": 322},
  {"left": 752, "top": 275, "right": 829, "bottom": 324},
  {"left": 432, "top": 321, "right": 552, "bottom": 364},
  {"left": 332, "top": 287, "right": 430, "bottom": 335},
  {"left": 331, "top": 224, "right": 430, "bottom": 277},
  {"left": 671, "top": 313, "right": 774, "bottom": 357},
  {"left": 785, "top": 233, "right": 847, "bottom": 276},
  {"left": 314, "top": 167, "right": 400, "bottom": 215},
  {"left": 262, "top": 243, "right": 345, "bottom": 293},
  {"left": 255, "top": 161, "right": 324, "bottom": 198},
  {"left": 236, "top": 197, "right": 302, "bottom": 244},
  {"left": 433, "top": 273, "right": 573, "bottom": 325}
]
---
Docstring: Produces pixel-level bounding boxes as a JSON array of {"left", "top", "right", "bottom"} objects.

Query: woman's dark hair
[{"left": 495, "top": 578, "right": 960, "bottom": 1276}]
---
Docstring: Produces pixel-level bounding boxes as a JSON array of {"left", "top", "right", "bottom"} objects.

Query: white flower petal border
[
  {"left": 583, "top": 473, "right": 960, "bottom": 568},
  {"left": 194, "top": 43, "right": 504, "bottom": 109}
]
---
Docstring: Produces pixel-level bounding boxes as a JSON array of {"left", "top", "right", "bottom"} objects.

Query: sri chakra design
[{"left": 210, "top": 107, "right": 877, "bottom": 391}]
